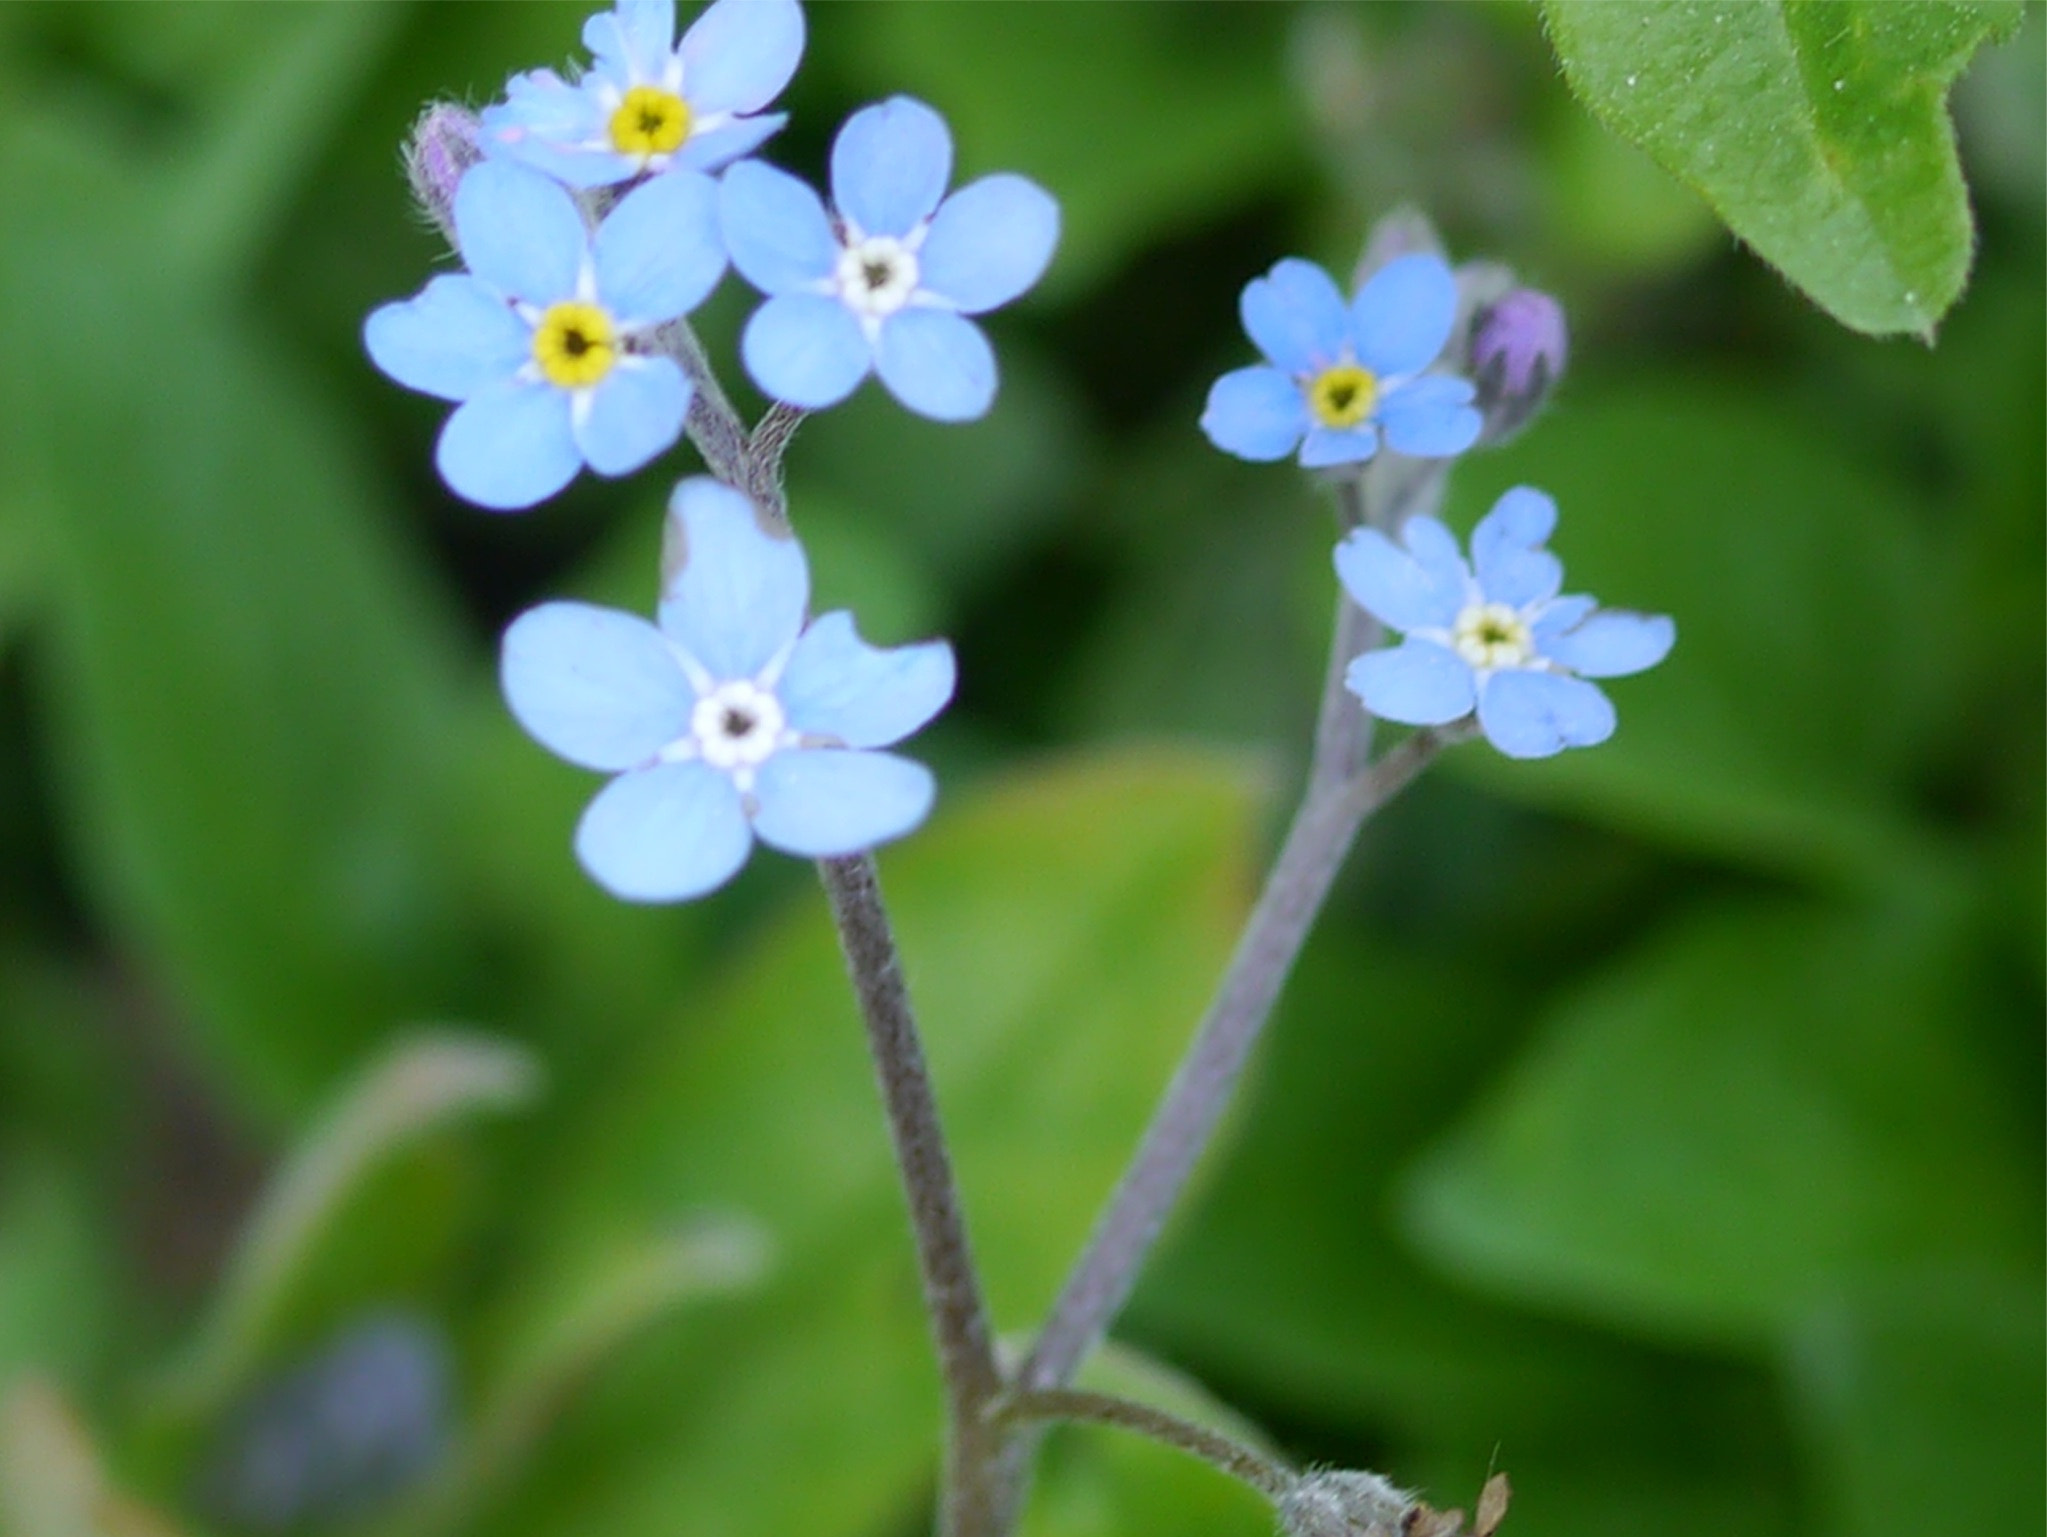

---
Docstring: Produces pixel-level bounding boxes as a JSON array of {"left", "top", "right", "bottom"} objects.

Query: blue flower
[
  {"left": 364, "top": 160, "right": 725, "bottom": 510},
  {"left": 1202, "top": 254, "right": 1481, "bottom": 469},
  {"left": 1335, "top": 487, "right": 1674, "bottom": 758},
  {"left": 480, "top": 0, "right": 804, "bottom": 187},
  {"left": 501, "top": 478, "right": 956, "bottom": 901},
  {"left": 719, "top": 96, "right": 1059, "bottom": 421}
]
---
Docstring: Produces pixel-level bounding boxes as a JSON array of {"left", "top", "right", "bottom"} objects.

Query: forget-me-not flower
[
  {"left": 501, "top": 478, "right": 956, "bottom": 901},
  {"left": 719, "top": 96, "right": 1059, "bottom": 421},
  {"left": 480, "top": 0, "right": 804, "bottom": 187},
  {"left": 1203, "top": 254, "right": 1481, "bottom": 469},
  {"left": 1336, "top": 487, "right": 1674, "bottom": 758},
  {"left": 364, "top": 160, "right": 724, "bottom": 510}
]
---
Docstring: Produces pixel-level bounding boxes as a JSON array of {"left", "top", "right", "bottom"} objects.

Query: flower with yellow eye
[
  {"left": 1335, "top": 488, "right": 1674, "bottom": 758},
  {"left": 481, "top": 0, "right": 804, "bottom": 188},
  {"left": 364, "top": 161, "right": 725, "bottom": 509},
  {"left": 1202, "top": 254, "right": 1481, "bottom": 470}
]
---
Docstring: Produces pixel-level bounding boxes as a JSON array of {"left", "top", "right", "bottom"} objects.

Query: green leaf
[
  {"left": 1784, "top": 1267, "right": 2044, "bottom": 1537},
  {"left": 488, "top": 749, "right": 1258, "bottom": 1537},
  {"left": 0, "top": 1152, "right": 114, "bottom": 1387},
  {"left": 0, "top": 1378, "right": 189, "bottom": 1537},
  {"left": 3, "top": 181, "right": 474, "bottom": 1120},
  {"left": 1443, "top": 378, "right": 1941, "bottom": 889},
  {"left": 1539, "top": 0, "right": 2022, "bottom": 337},
  {"left": 148, "top": 1032, "right": 540, "bottom": 1423},
  {"left": 1404, "top": 899, "right": 2037, "bottom": 1348},
  {"left": 1133, "top": 929, "right": 1693, "bottom": 1445}
]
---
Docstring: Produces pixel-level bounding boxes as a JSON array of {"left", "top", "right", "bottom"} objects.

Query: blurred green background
[{"left": 0, "top": 4, "right": 2039, "bottom": 1537}]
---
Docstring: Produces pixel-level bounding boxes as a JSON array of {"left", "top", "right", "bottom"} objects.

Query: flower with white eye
[
  {"left": 500, "top": 478, "right": 956, "bottom": 901},
  {"left": 1336, "top": 487, "right": 1674, "bottom": 758},
  {"left": 719, "top": 96, "right": 1059, "bottom": 421},
  {"left": 480, "top": 0, "right": 805, "bottom": 186}
]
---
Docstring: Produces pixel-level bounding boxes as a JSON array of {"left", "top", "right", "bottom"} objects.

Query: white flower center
[
  {"left": 690, "top": 680, "right": 788, "bottom": 771},
  {"left": 836, "top": 236, "right": 920, "bottom": 318},
  {"left": 1451, "top": 601, "right": 1535, "bottom": 671}
]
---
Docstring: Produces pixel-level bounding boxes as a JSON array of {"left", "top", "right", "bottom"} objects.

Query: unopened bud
[
  {"left": 1278, "top": 1470, "right": 1415, "bottom": 1537},
  {"left": 1352, "top": 205, "right": 1446, "bottom": 290},
  {"left": 404, "top": 103, "right": 484, "bottom": 247},
  {"left": 1469, "top": 288, "right": 1567, "bottom": 444}
]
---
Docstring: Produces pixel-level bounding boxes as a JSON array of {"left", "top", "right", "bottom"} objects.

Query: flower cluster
[
  {"left": 366, "top": 0, "right": 1057, "bottom": 512},
  {"left": 1203, "top": 237, "right": 1671, "bottom": 755}
]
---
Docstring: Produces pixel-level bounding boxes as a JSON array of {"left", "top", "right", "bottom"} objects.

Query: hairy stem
[
  {"left": 1019, "top": 460, "right": 1455, "bottom": 1396},
  {"left": 817, "top": 855, "right": 1007, "bottom": 1537},
  {"left": 1020, "top": 726, "right": 1449, "bottom": 1392},
  {"left": 994, "top": 1389, "right": 1297, "bottom": 1503}
]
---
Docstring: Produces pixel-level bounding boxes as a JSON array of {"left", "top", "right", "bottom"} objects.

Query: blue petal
[
  {"left": 657, "top": 477, "right": 809, "bottom": 679},
  {"left": 575, "top": 762, "right": 754, "bottom": 902},
  {"left": 1542, "top": 610, "right": 1675, "bottom": 678},
  {"left": 916, "top": 175, "right": 1059, "bottom": 314},
  {"left": 500, "top": 601, "right": 695, "bottom": 771},
  {"left": 1532, "top": 594, "right": 1597, "bottom": 644},
  {"left": 1401, "top": 516, "right": 1475, "bottom": 605},
  {"left": 1351, "top": 252, "right": 1459, "bottom": 377},
  {"left": 1200, "top": 366, "right": 1307, "bottom": 461},
  {"left": 1333, "top": 522, "right": 1464, "bottom": 633},
  {"left": 831, "top": 97, "right": 952, "bottom": 238},
  {"left": 454, "top": 161, "right": 587, "bottom": 303},
  {"left": 673, "top": 112, "right": 784, "bottom": 174},
  {"left": 594, "top": 170, "right": 725, "bottom": 324},
  {"left": 1477, "top": 670, "right": 1616, "bottom": 758},
  {"left": 481, "top": 72, "right": 620, "bottom": 188},
  {"left": 573, "top": 358, "right": 690, "bottom": 476},
  {"left": 742, "top": 293, "right": 872, "bottom": 408},
  {"left": 874, "top": 309, "right": 995, "bottom": 421},
  {"left": 720, "top": 161, "right": 838, "bottom": 293},
  {"left": 364, "top": 275, "right": 527, "bottom": 402},
  {"left": 1240, "top": 258, "right": 1351, "bottom": 375},
  {"left": 584, "top": 0, "right": 675, "bottom": 85},
  {"left": 1378, "top": 374, "right": 1481, "bottom": 458},
  {"left": 750, "top": 749, "right": 936, "bottom": 857},
  {"left": 1470, "top": 486, "right": 1563, "bottom": 607},
  {"left": 779, "top": 613, "right": 955, "bottom": 748},
  {"left": 1300, "top": 423, "right": 1380, "bottom": 468},
  {"left": 1344, "top": 640, "right": 1476, "bottom": 726},
  {"left": 436, "top": 378, "right": 580, "bottom": 510},
  {"left": 680, "top": 0, "right": 804, "bottom": 115}
]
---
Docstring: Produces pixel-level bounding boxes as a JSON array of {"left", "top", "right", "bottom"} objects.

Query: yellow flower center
[
  {"left": 1308, "top": 363, "right": 1378, "bottom": 428},
  {"left": 532, "top": 302, "right": 617, "bottom": 390},
  {"left": 609, "top": 85, "right": 692, "bottom": 158},
  {"left": 1452, "top": 602, "right": 1535, "bottom": 670}
]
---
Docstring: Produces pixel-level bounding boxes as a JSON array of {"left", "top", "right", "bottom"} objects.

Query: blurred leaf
[
  {"left": 0, "top": 1378, "right": 187, "bottom": 1537},
  {"left": 1540, "top": 100, "right": 1721, "bottom": 274},
  {"left": 1540, "top": 0, "right": 2022, "bottom": 336},
  {"left": 1133, "top": 929, "right": 1686, "bottom": 1444},
  {"left": 1405, "top": 899, "right": 2036, "bottom": 1348},
  {"left": 1783, "top": 1266, "right": 2044, "bottom": 1537},
  {"left": 1444, "top": 379, "right": 1941, "bottom": 889},
  {"left": 839, "top": 3, "right": 1304, "bottom": 296},
  {"left": 0, "top": 1152, "right": 114, "bottom": 1387},
  {"left": 3, "top": 164, "right": 475, "bottom": 1119},
  {"left": 390, "top": 1217, "right": 770, "bottom": 1537},
  {"left": 149, "top": 1032, "right": 540, "bottom": 1423},
  {"left": 490, "top": 749, "right": 1258, "bottom": 1537}
]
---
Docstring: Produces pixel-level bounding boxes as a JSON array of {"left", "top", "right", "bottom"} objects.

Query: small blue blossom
[
  {"left": 718, "top": 96, "right": 1059, "bottom": 421},
  {"left": 1335, "top": 487, "right": 1674, "bottom": 758},
  {"left": 1202, "top": 254, "right": 1481, "bottom": 469},
  {"left": 501, "top": 478, "right": 956, "bottom": 901},
  {"left": 364, "top": 160, "right": 725, "bottom": 510},
  {"left": 480, "top": 0, "right": 804, "bottom": 187}
]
